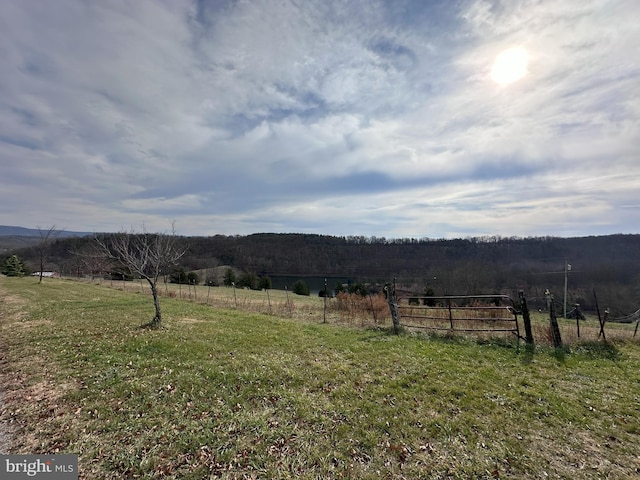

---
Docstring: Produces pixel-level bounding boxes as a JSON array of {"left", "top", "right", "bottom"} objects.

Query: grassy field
[{"left": 1, "top": 276, "right": 639, "bottom": 479}]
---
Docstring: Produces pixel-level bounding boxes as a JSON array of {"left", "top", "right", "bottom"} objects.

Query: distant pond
[{"left": 267, "top": 275, "right": 357, "bottom": 295}]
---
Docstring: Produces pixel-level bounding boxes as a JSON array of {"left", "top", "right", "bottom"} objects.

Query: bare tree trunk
[
  {"left": 149, "top": 281, "right": 162, "bottom": 328},
  {"left": 37, "top": 225, "right": 60, "bottom": 284},
  {"left": 94, "top": 224, "right": 185, "bottom": 329}
]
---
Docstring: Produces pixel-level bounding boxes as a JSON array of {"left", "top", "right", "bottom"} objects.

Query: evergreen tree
[
  {"left": 169, "top": 267, "right": 188, "bottom": 284},
  {"left": 187, "top": 271, "right": 199, "bottom": 285},
  {"left": 292, "top": 279, "right": 310, "bottom": 296},
  {"left": 223, "top": 268, "right": 236, "bottom": 286},
  {"left": 258, "top": 275, "right": 272, "bottom": 290},
  {"left": 1, "top": 255, "right": 28, "bottom": 277},
  {"left": 237, "top": 271, "right": 258, "bottom": 290}
]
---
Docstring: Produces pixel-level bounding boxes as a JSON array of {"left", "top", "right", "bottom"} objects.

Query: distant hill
[
  {"left": 4, "top": 228, "right": 640, "bottom": 315},
  {"left": 0, "top": 225, "right": 92, "bottom": 238},
  {"left": 0, "top": 225, "right": 93, "bottom": 253}
]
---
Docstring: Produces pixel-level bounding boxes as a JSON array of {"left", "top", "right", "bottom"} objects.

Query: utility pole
[{"left": 563, "top": 259, "right": 571, "bottom": 319}]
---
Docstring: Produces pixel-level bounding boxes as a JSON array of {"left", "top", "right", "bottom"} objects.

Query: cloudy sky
[{"left": 1, "top": 0, "right": 638, "bottom": 238}]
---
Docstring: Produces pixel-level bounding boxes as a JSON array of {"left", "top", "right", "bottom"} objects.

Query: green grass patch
[{"left": 1, "top": 277, "right": 640, "bottom": 479}]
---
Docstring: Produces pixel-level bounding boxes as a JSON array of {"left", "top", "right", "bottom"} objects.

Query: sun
[{"left": 491, "top": 47, "right": 528, "bottom": 85}]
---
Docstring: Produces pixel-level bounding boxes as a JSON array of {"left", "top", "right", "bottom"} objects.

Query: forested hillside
[{"left": 5, "top": 233, "right": 640, "bottom": 315}]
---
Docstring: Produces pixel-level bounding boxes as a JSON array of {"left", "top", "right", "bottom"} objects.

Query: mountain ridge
[{"left": 0, "top": 225, "right": 93, "bottom": 238}]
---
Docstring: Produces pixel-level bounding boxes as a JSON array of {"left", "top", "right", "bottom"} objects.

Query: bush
[
  {"left": 334, "top": 282, "right": 347, "bottom": 296},
  {"left": 348, "top": 282, "right": 368, "bottom": 296},
  {"left": 237, "top": 271, "right": 259, "bottom": 290},
  {"left": 292, "top": 279, "right": 310, "bottom": 296},
  {"left": 170, "top": 268, "right": 188, "bottom": 284},
  {"left": 186, "top": 271, "right": 199, "bottom": 285},
  {"left": 258, "top": 276, "right": 272, "bottom": 290}
]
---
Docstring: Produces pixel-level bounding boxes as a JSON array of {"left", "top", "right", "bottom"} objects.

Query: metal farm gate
[{"left": 394, "top": 294, "right": 521, "bottom": 340}]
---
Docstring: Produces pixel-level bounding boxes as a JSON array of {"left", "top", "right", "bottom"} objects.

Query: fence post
[
  {"left": 232, "top": 282, "right": 237, "bottom": 308},
  {"left": 266, "top": 288, "right": 272, "bottom": 315},
  {"left": 369, "top": 292, "right": 377, "bottom": 324},
  {"left": 593, "top": 289, "right": 606, "bottom": 340},
  {"left": 285, "top": 286, "right": 292, "bottom": 316},
  {"left": 447, "top": 298, "right": 454, "bottom": 331},
  {"left": 323, "top": 278, "right": 327, "bottom": 323},
  {"left": 546, "top": 291, "right": 563, "bottom": 348},
  {"left": 386, "top": 279, "right": 400, "bottom": 334},
  {"left": 519, "top": 291, "right": 534, "bottom": 345}
]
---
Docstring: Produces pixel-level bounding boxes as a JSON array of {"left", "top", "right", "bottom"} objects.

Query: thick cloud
[{"left": 0, "top": 0, "right": 638, "bottom": 237}]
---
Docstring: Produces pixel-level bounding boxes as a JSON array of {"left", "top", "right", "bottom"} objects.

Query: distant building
[{"left": 31, "top": 271, "right": 60, "bottom": 278}]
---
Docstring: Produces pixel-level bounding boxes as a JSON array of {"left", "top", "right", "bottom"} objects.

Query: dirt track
[
  {"left": 0, "top": 354, "right": 13, "bottom": 453},
  {"left": 0, "top": 278, "right": 15, "bottom": 452}
]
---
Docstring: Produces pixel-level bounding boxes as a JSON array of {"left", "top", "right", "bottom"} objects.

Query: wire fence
[
  {"left": 69, "top": 275, "right": 393, "bottom": 329},
  {"left": 67, "top": 276, "right": 640, "bottom": 345}
]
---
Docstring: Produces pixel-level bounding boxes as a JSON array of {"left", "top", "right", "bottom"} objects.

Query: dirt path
[
  {"left": 0, "top": 278, "right": 18, "bottom": 452},
  {"left": 0, "top": 382, "right": 12, "bottom": 452}
]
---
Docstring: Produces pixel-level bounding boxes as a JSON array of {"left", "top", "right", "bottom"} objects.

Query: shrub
[
  {"left": 237, "top": 271, "right": 259, "bottom": 290},
  {"left": 348, "top": 282, "right": 368, "bottom": 296},
  {"left": 258, "top": 276, "right": 272, "bottom": 290},
  {"left": 170, "top": 268, "right": 188, "bottom": 284},
  {"left": 292, "top": 279, "right": 310, "bottom": 296},
  {"left": 187, "top": 271, "right": 199, "bottom": 285}
]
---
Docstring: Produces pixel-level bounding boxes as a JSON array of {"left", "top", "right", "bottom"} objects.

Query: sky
[{"left": 1, "top": 0, "right": 638, "bottom": 239}]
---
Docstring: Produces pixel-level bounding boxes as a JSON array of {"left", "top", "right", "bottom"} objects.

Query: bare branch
[
  {"left": 94, "top": 224, "right": 187, "bottom": 328},
  {"left": 36, "top": 225, "right": 62, "bottom": 283}
]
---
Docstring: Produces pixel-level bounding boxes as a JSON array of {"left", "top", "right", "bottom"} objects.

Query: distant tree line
[{"left": 4, "top": 233, "right": 640, "bottom": 315}]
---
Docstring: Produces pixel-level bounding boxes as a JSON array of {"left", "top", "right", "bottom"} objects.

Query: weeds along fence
[
  {"left": 70, "top": 276, "right": 393, "bottom": 328},
  {"left": 66, "top": 277, "right": 640, "bottom": 345}
]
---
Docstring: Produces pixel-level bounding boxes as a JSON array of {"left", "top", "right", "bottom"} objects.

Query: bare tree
[
  {"left": 37, "top": 225, "right": 61, "bottom": 283},
  {"left": 95, "top": 224, "right": 186, "bottom": 329},
  {"left": 72, "top": 242, "right": 112, "bottom": 279}
]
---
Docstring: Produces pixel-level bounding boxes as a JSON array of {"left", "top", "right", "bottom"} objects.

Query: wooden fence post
[
  {"left": 519, "top": 291, "right": 534, "bottom": 345},
  {"left": 593, "top": 289, "right": 606, "bottom": 340},
  {"left": 232, "top": 282, "right": 237, "bottom": 308},
  {"left": 323, "top": 278, "right": 327, "bottom": 323},
  {"left": 546, "top": 291, "right": 563, "bottom": 348},
  {"left": 285, "top": 286, "right": 292, "bottom": 316},
  {"left": 387, "top": 279, "right": 400, "bottom": 334},
  {"left": 266, "top": 288, "right": 272, "bottom": 315}
]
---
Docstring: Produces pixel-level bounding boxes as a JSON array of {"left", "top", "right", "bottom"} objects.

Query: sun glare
[{"left": 491, "top": 47, "right": 528, "bottom": 85}]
